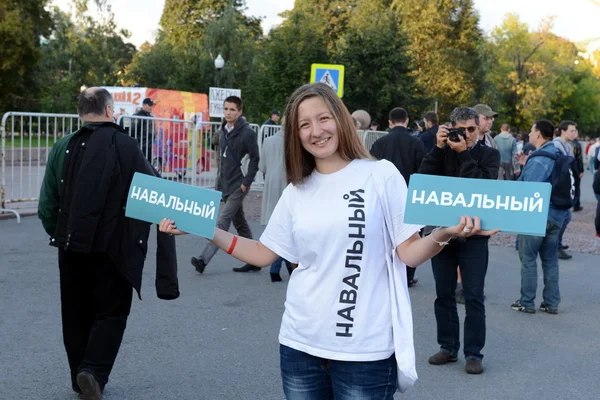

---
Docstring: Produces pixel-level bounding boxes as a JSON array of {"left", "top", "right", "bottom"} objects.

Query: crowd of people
[{"left": 38, "top": 83, "right": 593, "bottom": 399}]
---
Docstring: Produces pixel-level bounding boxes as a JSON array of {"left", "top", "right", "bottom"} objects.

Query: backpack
[{"left": 527, "top": 150, "right": 575, "bottom": 209}]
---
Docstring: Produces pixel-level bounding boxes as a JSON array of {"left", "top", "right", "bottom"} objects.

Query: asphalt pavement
[{"left": 1, "top": 215, "right": 599, "bottom": 400}]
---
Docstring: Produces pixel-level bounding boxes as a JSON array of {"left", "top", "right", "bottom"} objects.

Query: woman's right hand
[{"left": 159, "top": 218, "right": 188, "bottom": 236}]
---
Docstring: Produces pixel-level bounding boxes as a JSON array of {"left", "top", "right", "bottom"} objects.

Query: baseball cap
[
  {"left": 272, "top": 110, "right": 281, "bottom": 116},
  {"left": 473, "top": 104, "right": 498, "bottom": 117},
  {"left": 143, "top": 98, "right": 155, "bottom": 106}
]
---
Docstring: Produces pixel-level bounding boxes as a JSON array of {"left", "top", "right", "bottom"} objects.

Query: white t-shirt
[{"left": 260, "top": 159, "right": 421, "bottom": 362}]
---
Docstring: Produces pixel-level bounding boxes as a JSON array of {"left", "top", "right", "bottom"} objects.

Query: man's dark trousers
[
  {"left": 431, "top": 237, "right": 489, "bottom": 359},
  {"left": 59, "top": 249, "right": 133, "bottom": 391}
]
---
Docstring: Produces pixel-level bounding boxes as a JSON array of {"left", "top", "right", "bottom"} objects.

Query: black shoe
[
  {"left": 511, "top": 300, "right": 535, "bottom": 314},
  {"left": 428, "top": 351, "right": 458, "bottom": 365},
  {"left": 539, "top": 302, "right": 559, "bottom": 315},
  {"left": 558, "top": 248, "right": 572, "bottom": 260},
  {"left": 465, "top": 358, "right": 484, "bottom": 374},
  {"left": 233, "top": 264, "right": 261, "bottom": 272},
  {"left": 574, "top": 207, "right": 583, "bottom": 212},
  {"left": 76, "top": 371, "right": 102, "bottom": 400},
  {"left": 408, "top": 278, "right": 418, "bottom": 287},
  {"left": 270, "top": 272, "right": 282, "bottom": 282},
  {"left": 191, "top": 257, "right": 206, "bottom": 274},
  {"left": 559, "top": 245, "right": 569, "bottom": 250}
]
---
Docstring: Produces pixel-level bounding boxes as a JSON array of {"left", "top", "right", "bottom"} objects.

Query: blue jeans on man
[
  {"left": 558, "top": 210, "right": 571, "bottom": 248},
  {"left": 431, "top": 238, "right": 489, "bottom": 360},
  {"left": 517, "top": 221, "right": 561, "bottom": 309},
  {"left": 270, "top": 257, "right": 292, "bottom": 275}
]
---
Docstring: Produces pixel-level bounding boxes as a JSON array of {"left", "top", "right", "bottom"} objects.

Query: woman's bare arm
[
  {"left": 396, "top": 217, "right": 499, "bottom": 267},
  {"left": 159, "top": 219, "right": 279, "bottom": 267}
]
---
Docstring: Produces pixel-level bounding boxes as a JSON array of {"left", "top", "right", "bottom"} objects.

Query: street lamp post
[{"left": 214, "top": 54, "right": 225, "bottom": 87}]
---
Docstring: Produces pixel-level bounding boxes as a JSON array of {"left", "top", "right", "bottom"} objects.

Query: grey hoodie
[{"left": 218, "top": 119, "right": 260, "bottom": 196}]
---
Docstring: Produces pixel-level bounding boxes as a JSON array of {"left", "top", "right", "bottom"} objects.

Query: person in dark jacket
[
  {"left": 594, "top": 149, "right": 600, "bottom": 237},
  {"left": 38, "top": 88, "right": 179, "bottom": 400},
  {"left": 263, "top": 110, "right": 281, "bottom": 126},
  {"left": 132, "top": 98, "right": 155, "bottom": 162},
  {"left": 371, "top": 107, "right": 425, "bottom": 287},
  {"left": 418, "top": 106, "right": 500, "bottom": 375},
  {"left": 419, "top": 111, "right": 439, "bottom": 153},
  {"left": 572, "top": 137, "right": 584, "bottom": 211},
  {"left": 191, "top": 96, "right": 261, "bottom": 274}
]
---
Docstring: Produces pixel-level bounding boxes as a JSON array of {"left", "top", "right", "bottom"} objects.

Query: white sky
[{"left": 51, "top": 0, "right": 600, "bottom": 48}]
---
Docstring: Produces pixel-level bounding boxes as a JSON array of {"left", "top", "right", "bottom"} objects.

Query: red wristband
[{"left": 227, "top": 235, "right": 238, "bottom": 255}]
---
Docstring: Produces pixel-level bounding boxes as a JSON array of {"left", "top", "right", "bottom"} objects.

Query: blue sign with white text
[
  {"left": 310, "top": 64, "right": 345, "bottom": 97},
  {"left": 125, "top": 173, "right": 222, "bottom": 239},
  {"left": 404, "top": 174, "right": 551, "bottom": 236}
]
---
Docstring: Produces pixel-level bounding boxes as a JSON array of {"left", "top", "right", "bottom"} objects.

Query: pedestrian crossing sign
[{"left": 310, "top": 64, "right": 345, "bottom": 98}]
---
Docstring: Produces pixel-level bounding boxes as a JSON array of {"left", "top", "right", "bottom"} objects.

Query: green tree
[
  {"left": 0, "top": 0, "right": 52, "bottom": 112},
  {"left": 559, "top": 60, "right": 600, "bottom": 135},
  {"left": 288, "top": 0, "right": 360, "bottom": 52},
  {"left": 485, "top": 15, "right": 586, "bottom": 129},
  {"left": 159, "top": 0, "right": 262, "bottom": 46},
  {"left": 245, "top": 12, "right": 328, "bottom": 121},
  {"left": 126, "top": 1, "right": 263, "bottom": 119},
  {"left": 337, "top": 0, "right": 423, "bottom": 124},
  {"left": 37, "top": 4, "right": 136, "bottom": 113},
  {"left": 392, "top": 0, "right": 485, "bottom": 116}
]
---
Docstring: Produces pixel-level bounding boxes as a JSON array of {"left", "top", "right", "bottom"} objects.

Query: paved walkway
[{"left": 1, "top": 215, "right": 599, "bottom": 400}]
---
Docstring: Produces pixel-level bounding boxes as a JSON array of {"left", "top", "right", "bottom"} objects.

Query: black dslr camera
[{"left": 447, "top": 127, "right": 467, "bottom": 143}]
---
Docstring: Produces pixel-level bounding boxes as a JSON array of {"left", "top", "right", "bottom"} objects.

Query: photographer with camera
[{"left": 418, "top": 107, "right": 500, "bottom": 375}]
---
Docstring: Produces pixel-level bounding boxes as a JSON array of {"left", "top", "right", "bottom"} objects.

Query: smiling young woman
[
  {"left": 159, "top": 83, "right": 496, "bottom": 399},
  {"left": 283, "top": 84, "right": 370, "bottom": 184}
]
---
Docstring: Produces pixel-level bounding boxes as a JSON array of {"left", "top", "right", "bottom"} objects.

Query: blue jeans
[
  {"left": 558, "top": 210, "right": 571, "bottom": 247},
  {"left": 280, "top": 345, "right": 397, "bottom": 399},
  {"left": 517, "top": 221, "right": 561, "bottom": 309},
  {"left": 270, "top": 257, "right": 292, "bottom": 274},
  {"left": 431, "top": 238, "right": 488, "bottom": 359}
]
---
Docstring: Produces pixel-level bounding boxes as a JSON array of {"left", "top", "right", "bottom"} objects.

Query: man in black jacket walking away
[
  {"left": 418, "top": 107, "right": 500, "bottom": 375},
  {"left": 38, "top": 88, "right": 179, "bottom": 400},
  {"left": 370, "top": 107, "right": 425, "bottom": 287},
  {"left": 191, "top": 96, "right": 261, "bottom": 273}
]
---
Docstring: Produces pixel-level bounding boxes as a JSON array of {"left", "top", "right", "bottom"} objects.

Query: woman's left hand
[
  {"left": 159, "top": 218, "right": 187, "bottom": 235},
  {"left": 444, "top": 216, "right": 500, "bottom": 238}
]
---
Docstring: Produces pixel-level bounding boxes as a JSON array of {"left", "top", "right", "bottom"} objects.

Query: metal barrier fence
[
  {"left": 0, "top": 111, "right": 283, "bottom": 220},
  {"left": 1, "top": 112, "right": 83, "bottom": 220},
  {"left": 117, "top": 115, "right": 222, "bottom": 189},
  {"left": 361, "top": 130, "right": 388, "bottom": 151}
]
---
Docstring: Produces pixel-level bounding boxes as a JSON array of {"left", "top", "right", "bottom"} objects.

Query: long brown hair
[{"left": 284, "top": 83, "right": 370, "bottom": 185}]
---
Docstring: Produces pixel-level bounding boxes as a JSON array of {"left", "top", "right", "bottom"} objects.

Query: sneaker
[
  {"left": 232, "top": 264, "right": 261, "bottom": 272},
  {"left": 191, "top": 257, "right": 206, "bottom": 274},
  {"left": 76, "top": 371, "right": 102, "bottom": 400},
  {"left": 558, "top": 248, "right": 572, "bottom": 260},
  {"left": 511, "top": 300, "right": 535, "bottom": 314},
  {"left": 539, "top": 302, "right": 559, "bottom": 315},
  {"left": 428, "top": 351, "right": 458, "bottom": 365},
  {"left": 465, "top": 358, "right": 484, "bottom": 374}
]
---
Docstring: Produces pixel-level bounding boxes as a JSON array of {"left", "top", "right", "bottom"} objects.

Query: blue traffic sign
[{"left": 310, "top": 64, "right": 345, "bottom": 98}]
